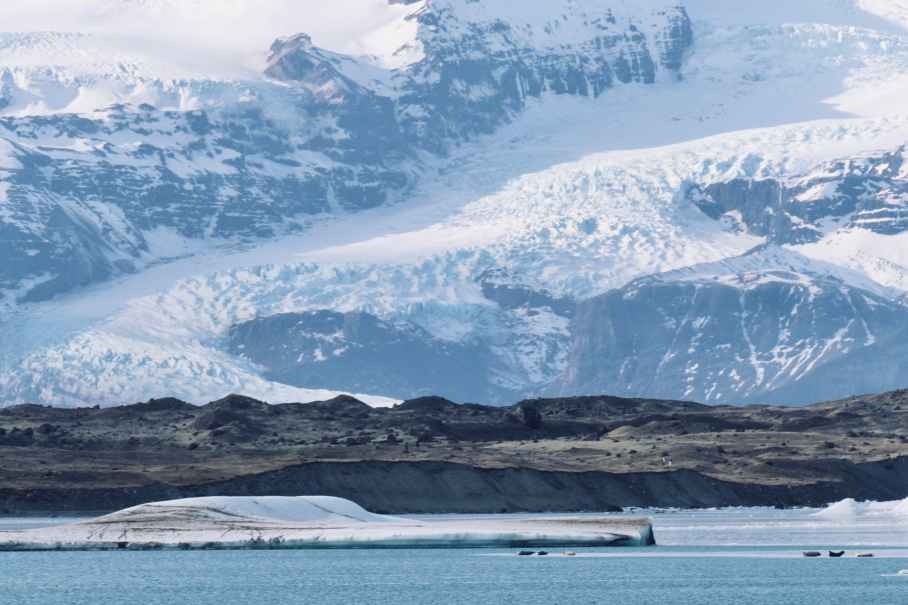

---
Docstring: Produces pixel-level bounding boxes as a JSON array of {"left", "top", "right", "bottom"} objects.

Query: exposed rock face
[
  {"left": 222, "top": 265, "right": 578, "bottom": 403},
  {"left": 264, "top": 34, "right": 407, "bottom": 166},
  {"left": 478, "top": 268, "right": 576, "bottom": 318},
  {"left": 222, "top": 240, "right": 908, "bottom": 406},
  {"left": 689, "top": 147, "right": 908, "bottom": 245},
  {"left": 228, "top": 310, "right": 503, "bottom": 402},
  {"left": 753, "top": 326, "right": 908, "bottom": 406},
  {"left": 393, "top": 1, "right": 692, "bottom": 152},
  {"left": 0, "top": 107, "right": 368, "bottom": 304},
  {"left": 5, "top": 456, "right": 908, "bottom": 517},
  {"left": 265, "top": 3, "right": 692, "bottom": 155},
  {"left": 517, "top": 404, "right": 543, "bottom": 430},
  {"left": 549, "top": 246, "right": 908, "bottom": 404}
]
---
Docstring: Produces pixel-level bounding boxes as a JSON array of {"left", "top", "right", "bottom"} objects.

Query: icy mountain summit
[
  {"left": 0, "top": 0, "right": 907, "bottom": 407},
  {"left": 0, "top": 0, "right": 692, "bottom": 306}
]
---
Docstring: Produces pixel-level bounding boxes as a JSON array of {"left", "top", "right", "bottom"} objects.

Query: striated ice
[
  {"left": 138, "top": 496, "right": 407, "bottom": 524},
  {"left": 0, "top": 496, "right": 655, "bottom": 551}
]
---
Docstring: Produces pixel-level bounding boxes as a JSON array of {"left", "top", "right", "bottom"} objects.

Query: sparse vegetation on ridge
[{"left": 1, "top": 389, "right": 908, "bottom": 514}]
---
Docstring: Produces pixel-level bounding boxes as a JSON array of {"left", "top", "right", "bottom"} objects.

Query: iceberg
[
  {"left": 0, "top": 496, "right": 655, "bottom": 551},
  {"left": 812, "top": 497, "right": 908, "bottom": 517}
]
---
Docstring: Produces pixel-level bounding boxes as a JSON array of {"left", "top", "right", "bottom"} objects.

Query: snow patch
[{"left": 141, "top": 495, "right": 406, "bottom": 524}]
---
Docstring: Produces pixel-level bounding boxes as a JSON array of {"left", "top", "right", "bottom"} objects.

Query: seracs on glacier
[{"left": 0, "top": 0, "right": 907, "bottom": 407}]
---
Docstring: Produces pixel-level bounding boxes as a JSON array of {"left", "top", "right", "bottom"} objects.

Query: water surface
[{"left": 3, "top": 507, "right": 908, "bottom": 604}]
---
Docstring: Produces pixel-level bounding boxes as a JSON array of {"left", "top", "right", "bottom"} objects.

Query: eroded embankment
[{"left": 3, "top": 457, "right": 908, "bottom": 516}]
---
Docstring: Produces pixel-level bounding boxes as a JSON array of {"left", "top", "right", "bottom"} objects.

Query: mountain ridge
[
  {"left": 2, "top": 387, "right": 908, "bottom": 514},
  {"left": 0, "top": 0, "right": 907, "bottom": 407}
]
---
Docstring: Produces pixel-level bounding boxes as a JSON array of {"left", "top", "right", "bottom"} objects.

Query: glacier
[{"left": 0, "top": 0, "right": 907, "bottom": 406}]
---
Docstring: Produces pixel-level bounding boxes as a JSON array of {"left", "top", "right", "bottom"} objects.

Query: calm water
[{"left": 3, "top": 508, "right": 908, "bottom": 605}]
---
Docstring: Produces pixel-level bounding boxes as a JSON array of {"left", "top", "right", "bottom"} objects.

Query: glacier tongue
[
  {"left": 2, "top": 1, "right": 908, "bottom": 406},
  {"left": 5, "top": 121, "right": 908, "bottom": 406}
]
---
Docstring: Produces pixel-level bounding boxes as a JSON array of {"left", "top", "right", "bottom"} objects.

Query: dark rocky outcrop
[
  {"left": 3, "top": 389, "right": 908, "bottom": 514},
  {"left": 478, "top": 268, "right": 576, "bottom": 318},
  {"left": 548, "top": 249, "right": 908, "bottom": 405},
  {"left": 747, "top": 325, "right": 908, "bottom": 406},
  {"left": 227, "top": 310, "right": 505, "bottom": 402},
  {"left": 689, "top": 146, "right": 908, "bottom": 244}
]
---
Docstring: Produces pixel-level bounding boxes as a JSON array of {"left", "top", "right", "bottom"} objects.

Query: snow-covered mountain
[
  {"left": 0, "top": 0, "right": 907, "bottom": 407},
  {"left": 549, "top": 244, "right": 908, "bottom": 403},
  {"left": 0, "top": 0, "right": 693, "bottom": 306}
]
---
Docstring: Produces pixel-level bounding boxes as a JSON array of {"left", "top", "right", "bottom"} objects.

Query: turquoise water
[
  {"left": 3, "top": 546, "right": 908, "bottom": 605},
  {"left": 4, "top": 508, "right": 908, "bottom": 604}
]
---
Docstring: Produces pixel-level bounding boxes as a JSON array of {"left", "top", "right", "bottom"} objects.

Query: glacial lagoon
[{"left": 4, "top": 505, "right": 908, "bottom": 604}]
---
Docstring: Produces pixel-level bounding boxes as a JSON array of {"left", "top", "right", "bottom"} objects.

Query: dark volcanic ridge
[{"left": 2, "top": 388, "right": 908, "bottom": 514}]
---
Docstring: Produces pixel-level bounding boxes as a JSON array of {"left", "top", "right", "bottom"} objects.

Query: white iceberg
[
  {"left": 812, "top": 497, "right": 908, "bottom": 518},
  {"left": 0, "top": 496, "right": 655, "bottom": 551}
]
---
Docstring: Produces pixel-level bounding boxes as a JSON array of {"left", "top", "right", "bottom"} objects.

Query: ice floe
[
  {"left": 0, "top": 496, "right": 655, "bottom": 551},
  {"left": 813, "top": 497, "right": 908, "bottom": 517}
]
